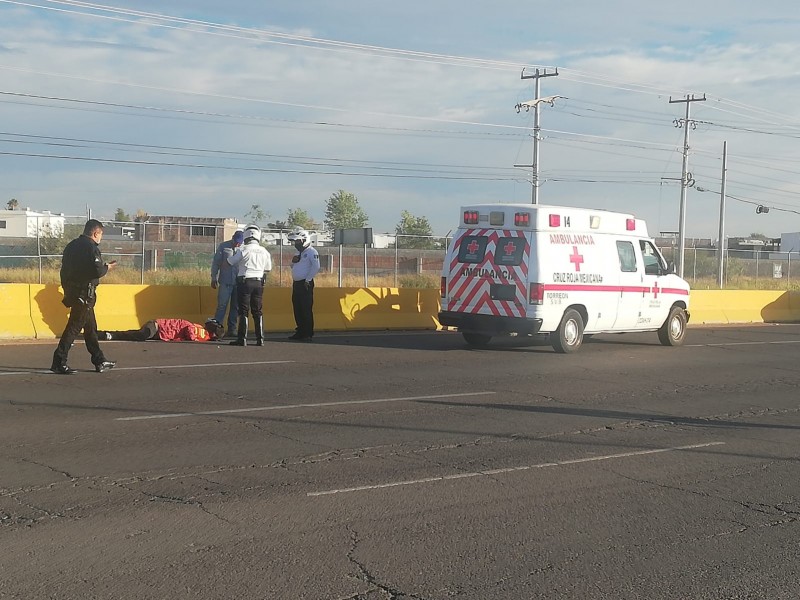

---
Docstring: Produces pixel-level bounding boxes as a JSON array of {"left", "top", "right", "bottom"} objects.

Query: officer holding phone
[{"left": 51, "top": 219, "right": 117, "bottom": 374}]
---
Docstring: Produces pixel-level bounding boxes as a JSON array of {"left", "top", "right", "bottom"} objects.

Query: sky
[{"left": 1, "top": 0, "right": 799, "bottom": 239}]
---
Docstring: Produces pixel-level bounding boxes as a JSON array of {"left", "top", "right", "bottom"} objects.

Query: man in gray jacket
[{"left": 211, "top": 230, "right": 243, "bottom": 337}]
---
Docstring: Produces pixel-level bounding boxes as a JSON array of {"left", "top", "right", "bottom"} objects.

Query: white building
[
  {"left": 261, "top": 229, "right": 332, "bottom": 247},
  {"left": 0, "top": 208, "right": 66, "bottom": 238}
]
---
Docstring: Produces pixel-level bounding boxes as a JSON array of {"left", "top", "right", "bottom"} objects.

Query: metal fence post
[
  {"left": 36, "top": 216, "right": 43, "bottom": 284},
  {"left": 141, "top": 222, "right": 146, "bottom": 284},
  {"left": 338, "top": 244, "right": 343, "bottom": 288}
]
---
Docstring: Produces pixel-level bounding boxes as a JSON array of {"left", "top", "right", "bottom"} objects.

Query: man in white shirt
[
  {"left": 287, "top": 227, "right": 320, "bottom": 341},
  {"left": 227, "top": 224, "right": 272, "bottom": 346}
]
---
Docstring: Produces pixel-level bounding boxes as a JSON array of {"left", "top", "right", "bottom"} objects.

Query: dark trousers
[
  {"left": 52, "top": 301, "right": 106, "bottom": 367},
  {"left": 292, "top": 279, "right": 314, "bottom": 338},
  {"left": 102, "top": 320, "right": 158, "bottom": 342},
  {"left": 237, "top": 278, "right": 264, "bottom": 318}
]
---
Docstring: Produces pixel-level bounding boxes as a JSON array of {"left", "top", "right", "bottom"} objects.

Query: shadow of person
[{"left": 32, "top": 284, "right": 69, "bottom": 339}]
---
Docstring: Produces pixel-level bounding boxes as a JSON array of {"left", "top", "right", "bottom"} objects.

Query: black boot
[
  {"left": 254, "top": 315, "right": 264, "bottom": 347},
  {"left": 229, "top": 316, "right": 248, "bottom": 346}
]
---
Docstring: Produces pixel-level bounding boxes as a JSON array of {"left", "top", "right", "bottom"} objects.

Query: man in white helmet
[
  {"left": 287, "top": 227, "right": 320, "bottom": 341},
  {"left": 227, "top": 224, "right": 272, "bottom": 346}
]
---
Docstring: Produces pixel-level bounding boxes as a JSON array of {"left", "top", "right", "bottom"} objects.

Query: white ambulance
[{"left": 438, "top": 203, "right": 691, "bottom": 353}]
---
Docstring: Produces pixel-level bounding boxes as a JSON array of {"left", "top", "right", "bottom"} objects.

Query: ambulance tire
[
  {"left": 462, "top": 332, "right": 492, "bottom": 347},
  {"left": 658, "top": 306, "right": 687, "bottom": 347},
  {"left": 551, "top": 309, "right": 584, "bottom": 354}
]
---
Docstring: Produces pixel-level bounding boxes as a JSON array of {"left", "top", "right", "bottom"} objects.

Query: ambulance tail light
[
  {"left": 440, "top": 276, "right": 447, "bottom": 298},
  {"left": 514, "top": 212, "right": 531, "bottom": 227},
  {"left": 626, "top": 218, "right": 636, "bottom": 231},
  {"left": 529, "top": 282, "right": 544, "bottom": 305},
  {"left": 463, "top": 210, "right": 479, "bottom": 225},
  {"left": 549, "top": 214, "right": 561, "bottom": 227}
]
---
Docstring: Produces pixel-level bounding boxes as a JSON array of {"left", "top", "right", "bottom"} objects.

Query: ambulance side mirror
[{"left": 666, "top": 261, "right": 676, "bottom": 275}]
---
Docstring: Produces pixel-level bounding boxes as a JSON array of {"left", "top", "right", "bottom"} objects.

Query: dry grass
[
  {"left": 5, "top": 266, "right": 798, "bottom": 290},
  {"left": 0, "top": 266, "right": 440, "bottom": 288}
]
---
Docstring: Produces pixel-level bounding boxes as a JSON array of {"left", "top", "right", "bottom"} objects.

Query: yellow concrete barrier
[
  {"left": 689, "top": 290, "right": 800, "bottom": 324},
  {"left": 3, "top": 283, "right": 800, "bottom": 339},
  {"left": 0, "top": 284, "right": 36, "bottom": 338},
  {"left": 336, "top": 288, "right": 441, "bottom": 330}
]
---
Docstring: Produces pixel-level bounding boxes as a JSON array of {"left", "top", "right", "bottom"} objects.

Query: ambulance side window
[
  {"left": 616, "top": 241, "right": 637, "bottom": 272},
  {"left": 457, "top": 235, "right": 488, "bottom": 264},
  {"left": 640, "top": 240, "right": 665, "bottom": 275}
]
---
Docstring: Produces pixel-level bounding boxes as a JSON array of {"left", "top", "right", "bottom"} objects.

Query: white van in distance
[{"left": 438, "top": 203, "right": 691, "bottom": 353}]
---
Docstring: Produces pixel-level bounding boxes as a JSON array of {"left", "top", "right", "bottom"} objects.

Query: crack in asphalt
[
  {"left": 609, "top": 470, "right": 800, "bottom": 532},
  {"left": 345, "top": 527, "right": 430, "bottom": 600}
]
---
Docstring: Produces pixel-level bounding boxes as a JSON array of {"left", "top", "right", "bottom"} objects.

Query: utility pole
[
  {"left": 669, "top": 93, "right": 706, "bottom": 277},
  {"left": 517, "top": 68, "right": 559, "bottom": 204},
  {"left": 717, "top": 141, "right": 728, "bottom": 288}
]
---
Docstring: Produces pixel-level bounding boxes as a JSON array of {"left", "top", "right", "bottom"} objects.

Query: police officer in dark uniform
[{"left": 51, "top": 219, "right": 117, "bottom": 374}]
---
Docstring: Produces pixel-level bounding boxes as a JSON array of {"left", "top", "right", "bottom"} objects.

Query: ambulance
[{"left": 438, "top": 203, "right": 690, "bottom": 353}]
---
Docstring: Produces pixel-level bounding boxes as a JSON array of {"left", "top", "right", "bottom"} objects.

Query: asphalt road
[{"left": 2, "top": 325, "right": 799, "bottom": 599}]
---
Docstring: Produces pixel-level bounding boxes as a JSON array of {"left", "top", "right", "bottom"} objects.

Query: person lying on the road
[{"left": 98, "top": 318, "right": 224, "bottom": 342}]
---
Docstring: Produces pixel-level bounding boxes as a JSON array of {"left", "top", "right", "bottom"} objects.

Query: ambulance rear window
[
  {"left": 495, "top": 237, "right": 525, "bottom": 266},
  {"left": 457, "top": 236, "right": 488, "bottom": 263}
]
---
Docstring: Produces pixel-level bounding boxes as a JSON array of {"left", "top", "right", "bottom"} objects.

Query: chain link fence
[
  {"left": 1, "top": 214, "right": 797, "bottom": 289},
  {"left": 0, "top": 216, "right": 448, "bottom": 287}
]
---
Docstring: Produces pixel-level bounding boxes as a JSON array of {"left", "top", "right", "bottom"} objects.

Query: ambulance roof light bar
[
  {"left": 514, "top": 212, "right": 531, "bottom": 227},
  {"left": 549, "top": 214, "right": 560, "bottom": 227},
  {"left": 626, "top": 218, "right": 636, "bottom": 231},
  {"left": 464, "top": 210, "right": 479, "bottom": 225}
]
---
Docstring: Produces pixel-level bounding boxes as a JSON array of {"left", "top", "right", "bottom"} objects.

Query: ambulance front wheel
[
  {"left": 658, "top": 306, "right": 687, "bottom": 346},
  {"left": 551, "top": 309, "right": 584, "bottom": 354},
  {"left": 462, "top": 332, "right": 492, "bottom": 347}
]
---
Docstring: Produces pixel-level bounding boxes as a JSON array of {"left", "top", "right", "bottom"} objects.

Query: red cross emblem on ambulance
[
  {"left": 569, "top": 246, "right": 584, "bottom": 272},
  {"left": 503, "top": 241, "right": 516, "bottom": 256},
  {"left": 467, "top": 240, "right": 479, "bottom": 254}
]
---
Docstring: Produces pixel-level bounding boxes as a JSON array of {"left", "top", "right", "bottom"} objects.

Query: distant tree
[
  {"left": 244, "top": 204, "right": 269, "bottom": 226},
  {"left": 37, "top": 222, "right": 69, "bottom": 266},
  {"left": 395, "top": 210, "right": 437, "bottom": 249},
  {"left": 324, "top": 190, "right": 368, "bottom": 231},
  {"left": 748, "top": 232, "right": 770, "bottom": 240},
  {"left": 134, "top": 209, "right": 150, "bottom": 222},
  {"left": 286, "top": 208, "right": 317, "bottom": 230},
  {"left": 6, "top": 198, "right": 19, "bottom": 210},
  {"left": 113, "top": 208, "right": 131, "bottom": 224}
]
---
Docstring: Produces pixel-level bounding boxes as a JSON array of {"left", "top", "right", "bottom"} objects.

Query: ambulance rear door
[{"left": 445, "top": 228, "right": 531, "bottom": 319}]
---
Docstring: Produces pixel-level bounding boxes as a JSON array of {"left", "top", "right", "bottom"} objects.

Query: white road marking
[
  {"left": 115, "top": 391, "right": 497, "bottom": 421},
  {"left": 686, "top": 340, "right": 800, "bottom": 347},
  {"left": 1, "top": 360, "right": 293, "bottom": 377},
  {"left": 307, "top": 441, "right": 726, "bottom": 497}
]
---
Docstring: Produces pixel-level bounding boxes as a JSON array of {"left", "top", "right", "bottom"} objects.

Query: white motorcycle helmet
[
  {"left": 288, "top": 226, "right": 311, "bottom": 249},
  {"left": 243, "top": 224, "right": 261, "bottom": 243}
]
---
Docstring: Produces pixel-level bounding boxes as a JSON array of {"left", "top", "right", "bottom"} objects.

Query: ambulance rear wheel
[
  {"left": 658, "top": 306, "right": 687, "bottom": 346},
  {"left": 551, "top": 309, "right": 584, "bottom": 354},
  {"left": 462, "top": 332, "right": 491, "bottom": 347}
]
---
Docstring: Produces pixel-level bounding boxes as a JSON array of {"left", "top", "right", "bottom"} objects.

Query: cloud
[{"left": 0, "top": 1, "right": 799, "bottom": 242}]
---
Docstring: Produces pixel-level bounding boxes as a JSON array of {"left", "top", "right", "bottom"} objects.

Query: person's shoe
[
  {"left": 100, "top": 331, "right": 112, "bottom": 341},
  {"left": 229, "top": 340, "right": 246, "bottom": 346},
  {"left": 287, "top": 333, "right": 303, "bottom": 340},
  {"left": 255, "top": 339, "right": 264, "bottom": 347},
  {"left": 50, "top": 364, "right": 77, "bottom": 375},
  {"left": 95, "top": 361, "right": 116, "bottom": 373}
]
